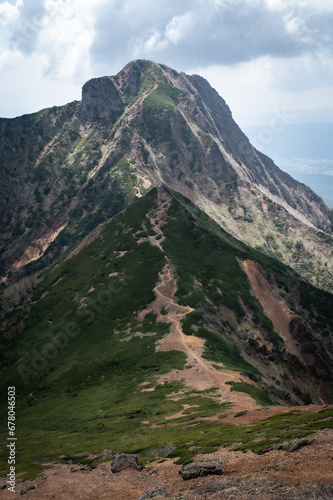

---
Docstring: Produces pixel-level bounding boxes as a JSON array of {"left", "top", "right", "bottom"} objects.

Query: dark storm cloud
[{"left": 89, "top": 0, "right": 313, "bottom": 72}]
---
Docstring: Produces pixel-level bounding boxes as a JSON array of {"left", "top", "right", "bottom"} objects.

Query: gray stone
[
  {"left": 111, "top": 453, "right": 141, "bottom": 474},
  {"left": 180, "top": 460, "right": 222, "bottom": 480},
  {"left": 137, "top": 486, "right": 167, "bottom": 499},
  {"left": 20, "top": 485, "right": 36, "bottom": 495}
]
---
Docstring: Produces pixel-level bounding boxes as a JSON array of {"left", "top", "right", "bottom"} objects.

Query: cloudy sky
[{"left": 1, "top": 0, "right": 333, "bottom": 127}]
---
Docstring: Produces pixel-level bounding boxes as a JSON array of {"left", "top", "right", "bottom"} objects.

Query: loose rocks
[
  {"left": 20, "top": 485, "right": 36, "bottom": 495},
  {"left": 111, "top": 453, "right": 141, "bottom": 474},
  {"left": 138, "top": 486, "right": 167, "bottom": 499},
  {"left": 180, "top": 460, "right": 222, "bottom": 480}
]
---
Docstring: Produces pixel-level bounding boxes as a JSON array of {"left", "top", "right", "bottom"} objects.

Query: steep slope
[
  {"left": 0, "top": 60, "right": 332, "bottom": 303},
  {"left": 1, "top": 187, "right": 332, "bottom": 481}
]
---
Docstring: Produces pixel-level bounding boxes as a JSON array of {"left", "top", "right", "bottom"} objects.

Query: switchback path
[{"left": 138, "top": 189, "right": 259, "bottom": 415}]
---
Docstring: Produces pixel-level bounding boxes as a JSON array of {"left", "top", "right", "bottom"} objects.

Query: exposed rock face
[
  {"left": 78, "top": 77, "right": 125, "bottom": 123},
  {"left": 137, "top": 486, "right": 167, "bottom": 499},
  {"left": 1, "top": 59, "right": 332, "bottom": 302},
  {"left": 111, "top": 453, "right": 141, "bottom": 474},
  {"left": 180, "top": 460, "right": 222, "bottom": 480}
]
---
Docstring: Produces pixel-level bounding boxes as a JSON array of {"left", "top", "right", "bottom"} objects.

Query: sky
[{"left": 1, "top": 0, "right": 333, "bottom": 127}]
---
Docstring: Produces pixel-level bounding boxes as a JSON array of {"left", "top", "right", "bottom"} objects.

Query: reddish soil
[
  {"left": 139, "top": 260, "right": 259, "bottom": 413},
  {"left": 239, "top": 259, "right": 300, "bottom": 357},
  {"left": 222, "top": 403, "right": 327, "bottom": 424},
  {"left": 2, "top": 428, "right": 332, "bottom": 499},
  {"left": 11, "top": 224, "right": 67, "bottom": 272}
]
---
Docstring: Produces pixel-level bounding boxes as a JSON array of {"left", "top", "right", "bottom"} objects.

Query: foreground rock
[
  {"left": 137, "top": 486, "right": 167, "bottom": 499},
  {"left": 180, "top": 460, "right": 222, "bottom": 480},
  {"left": 111, "top": 453, "right": 141, "bottom": 473},
  {"left": 20, "top": 485, "right": 36, "bottom": 495}
]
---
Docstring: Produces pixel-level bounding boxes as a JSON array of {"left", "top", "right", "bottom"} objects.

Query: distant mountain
[
  {"left": 1, "top": 186, "right": 332, "bottom": 480},
  {"left": 0, "top": 60, "right": 332, "bottom": 301}
]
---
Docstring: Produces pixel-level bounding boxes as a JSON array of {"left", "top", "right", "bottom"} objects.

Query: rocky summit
[
  {"left": 1, "top": 60, "right": 332, "bottom": 297},
  {"left": 0, "top": 61, "right": 333, "bottom": 497}
]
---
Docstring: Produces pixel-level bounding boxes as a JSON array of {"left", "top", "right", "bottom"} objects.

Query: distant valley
[{"left": 244, "top": 122, "right": 333, "bottom": 207}]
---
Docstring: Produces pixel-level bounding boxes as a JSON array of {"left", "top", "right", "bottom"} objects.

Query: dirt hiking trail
[{"left": 137, "top": 190, "right": 259, "bottom": 414}]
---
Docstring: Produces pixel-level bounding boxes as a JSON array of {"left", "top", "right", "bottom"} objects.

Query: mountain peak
[
  {"left": 1, "top": 60, "right": 332, "bottom": 294},
  {"left": 1, "top": 61, "right": 333, "bottom": 489},
  {"left": 78, "top": 59, "right": 167, "bottom": 122}
]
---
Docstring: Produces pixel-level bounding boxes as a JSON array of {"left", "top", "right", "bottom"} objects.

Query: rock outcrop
[
  {"left": 137, "top": 486, "right": 167, "bottom": 499},
  {"left": 111, "top": 453, "right": 141, "bottom": 474},
  {"left": 180, "top": 460, "right": 222, "bottom": 480}
]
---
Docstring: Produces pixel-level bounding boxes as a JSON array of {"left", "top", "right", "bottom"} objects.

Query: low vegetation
[{"left": 0, "top": 188, "right": 332, "bottom": 483}]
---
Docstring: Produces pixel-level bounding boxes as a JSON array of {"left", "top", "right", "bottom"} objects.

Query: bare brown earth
[
  {"left": 1, "top": 428, "right": 333, "bottom": 499},
  {"left": 11, "top": 224, "right": 67, "bottom": 272},
  {"left": 137, "top": 192, "right": 259, "bottom": 414},
  {"left": 140, "top": 259, "right": 257, "bottom": 413},
  {"left": 239, "top": 259, "right": 299, "bottom": 357}
]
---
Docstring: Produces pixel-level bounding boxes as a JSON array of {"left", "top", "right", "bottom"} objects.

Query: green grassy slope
[{"left": 1, "top": 187, "right": 332, "bottom": 480}]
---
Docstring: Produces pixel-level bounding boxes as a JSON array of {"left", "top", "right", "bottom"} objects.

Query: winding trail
[{"left": 138, "top": 189, "right": 259, "bottom": 415}]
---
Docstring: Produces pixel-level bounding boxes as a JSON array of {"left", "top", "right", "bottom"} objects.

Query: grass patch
[
  {"left": 231, "top": 383, "right": 275, "bottom": 406},
  {"left": 234, "top": 411, "right": 247, "bottom": 417},
  {"left": 196, "top": 326, "right": 260, "bottom": 377},
  {"left": 143, "top": 81, "right": 181, "bottom": 111}
]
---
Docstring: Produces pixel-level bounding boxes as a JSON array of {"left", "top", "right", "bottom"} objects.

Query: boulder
[
  {"left": 180, "top": 460, "right": 222, "bottom": 480},
  {"left": 137, "top": 486, "right": 167, "bottom": 499},
  {"left": 111, "top": 453, "right": 141, "bottom": 473}
]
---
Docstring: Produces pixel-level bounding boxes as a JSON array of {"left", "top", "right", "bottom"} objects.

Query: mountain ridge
[
  {"left": 1, "top": 59, "right": 332, "bottom": 302},
  {"left": 1, "top": 185, "right": 332, "bottom": 487}
]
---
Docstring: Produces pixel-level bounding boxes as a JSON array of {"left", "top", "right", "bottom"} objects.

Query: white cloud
[
  {"left": 165, "top": 12, "right": 193, "bottom": 45},
  {"left": 192, "top": 56, "right": 333, "bottom": 126},
  {"left": 1, "top": 0, "right": 333, "bottom": 119},
  {"left": 0, "top": 54, "right": 81, "bottom": 117},
  {"left": 0, "top": 0, "right": 102, "bottom": 82},
  {"left": 2, "top": 0, "right": 333, "bottom": 80}
]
